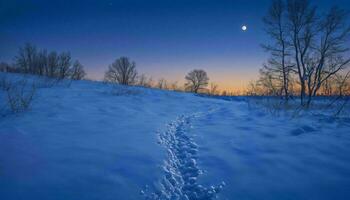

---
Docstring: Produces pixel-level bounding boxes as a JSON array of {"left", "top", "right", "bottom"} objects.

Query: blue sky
[{"left": 1, "top": 0, "right": 349, "bottom": 91}]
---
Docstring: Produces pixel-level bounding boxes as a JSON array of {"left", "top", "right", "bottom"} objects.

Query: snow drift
[{"left": 1, "top": 73, "right": 350, "bottom": 200}]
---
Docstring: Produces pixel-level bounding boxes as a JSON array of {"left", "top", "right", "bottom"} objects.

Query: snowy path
[
  {"left": 144, "top": 99, "right": 350, "bottom": 200},
  {"left": 0, "top": 78, "right": 225, "bottom": 200},
  {"left": 143, "top": 110, "right": 224, "bottom": 200},
  {"left": 1, "top": 75, "right": 350, "bottom": 200}
]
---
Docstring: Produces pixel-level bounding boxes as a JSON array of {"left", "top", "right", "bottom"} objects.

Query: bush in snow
[
  {"left": 0, "top": 76, "right": 36, "bottom": 114},
  {"left": 246, "top": 96, "right": 350, "bottom": 119}
]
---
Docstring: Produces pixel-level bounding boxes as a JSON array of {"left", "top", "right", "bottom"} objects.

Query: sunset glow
[
  {"left": 1, "top": 1, "right": 350, "bottom": 199},
  {"left": 0, "top": 0, "right": 349, "bottom": 92}
]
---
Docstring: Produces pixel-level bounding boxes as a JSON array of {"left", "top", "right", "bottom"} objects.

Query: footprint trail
[{"left": 142, "top": 112, "right": 225, "bottom": 200}]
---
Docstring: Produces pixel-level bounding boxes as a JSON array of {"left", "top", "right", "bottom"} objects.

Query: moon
[{"left": 242, "top": 25, "right": 247, "bottom": 31}]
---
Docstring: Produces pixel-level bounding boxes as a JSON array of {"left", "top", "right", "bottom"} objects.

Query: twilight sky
[{"left": 1, "top": 0, "right": 349, "bottom": 92}]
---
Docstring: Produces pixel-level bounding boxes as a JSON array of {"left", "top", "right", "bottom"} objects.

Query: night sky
[{"left": 1, "top": 0, "right": 349, "bottom": 91}]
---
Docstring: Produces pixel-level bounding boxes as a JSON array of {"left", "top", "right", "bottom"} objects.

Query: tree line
[
  {"left": 250, "top": 0, "right": 350, "bottom": 106},
  {"left": 1, "top": 46, "right": 222, "bottom": 95},
  {"left": 2, "top": 0, "right": 349, "bottom": 101},
  {"left": 0, "top": 43, "right": 86, "bottom": 80},
  {"left": 103, "top": 56, "right": 223, "bottom": 95}
]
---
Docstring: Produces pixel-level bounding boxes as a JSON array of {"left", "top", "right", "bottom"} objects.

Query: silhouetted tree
[
  {"left": 320, "top": 71, "right": 350, "bottom": 96},
  {"left": 208, "top": 83, "right": 219, "bottom": 95},
  {"left": 259, "top": 0, "right": 350, "bottom": 106},
  {"left": 169, "top": 81, "right": 180, "bottom": 91},
  {"left": 157, "top": 78, "right": 168, "bottom": 89},
  {"left": 262, "top": 0, "right": 291, "bottom": 99},
  {"left": 71, "top": 60, "right": 86, "bottom": 80},
  {"left": 136, "top": 74, "right": 154, "bottom": 87},
  {"left": 36, "top": 49, "right": 47, "bottom": 75},
  {"left": 334, "top": 71, "right": 350, "bottom": 96},
  {"left": 46, "top": 51, "right": 59, "bottom": 77},
  {"left": 138, "top": 74, "right": 147, "bottom": 87},
  {"left": 288, "top": 0, "right": 350, "bottom": 105},
  {"left": 57, "top": 52, "right": 72, "bottom": 79},
  {"left": 258, "top": 68, "right": 280, "bottom": 95},
  {"left": 15, "top": 43, "right": 37, "bottom": 73},
  {"left": 185, "top": 69, "right": 209, "bottom": 93},
  {"left": 305, "top": 6, "right": 350, "bottom": 104},
  {"left": 13, "top": 43, "right": 85, "bottom": 80},
  {"left": 104, "top": 57, "right": 137, "bottom": 85}
]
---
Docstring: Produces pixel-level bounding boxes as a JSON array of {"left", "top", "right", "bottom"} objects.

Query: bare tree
[
  {"left": 258, "top": 67, "right": 281, "bottom": 96},
  {"left": 46, "top": 51, "right": 59, "bottom": 77},
  {"left": 137, "top": 74, "right": 154, "bottom": 88},
  {"left": 184, "top": 69, "right": 209, "bottom": 93},
  {"left": 145, "top": 77, "right": 154, "bottom": 88},
  {"left": 104, "top": 57, "right": 137, "bottom": 85},
  {"left": 13, "top": 43, "right": 85, "bottom": 80},
  {"left": 34, "top": 49, "right": 47, "bottom": 75},
  {"left": 156, "top": 78, "right": 168, "bottom": 89},
  {"left": 332, "top": 71, "right": 350, "bottom": 96},
  {"left": 286, "top": 0, "right": 317, "bottom": 105},
  {"left": 305, "top": 6, "right": 350, "bottom": 105},
  {"left": 208, "top": 83, "right": 219, "bottom": 95},
  {"left": 15, "top": 43, "right": 37, "bottom": 73},
  {"left": 70, "top": 60, "right": 86, "bottom": 80},
  {"left": 137, "top": 74, "right": 149, "bottom": 87},
  {"left": 258, "top": 0, "right": 350, "bottom": 106},
  {"left": 262, "top": 0, "right": 291, "bottom": 99},
  {"left": 57, "top": 52, "right": 72, "bottom": 79},
  {"left": 287, "top": 0, "right": 350, "bottom": 106},
  {"left": 246, "top": 80, "right": 259, "bottom": 96},
  {"left": 169, "top": 81, "right": 180, "bottom": 91}
]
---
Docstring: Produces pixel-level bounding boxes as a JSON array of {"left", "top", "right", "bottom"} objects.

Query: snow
[
  {"left": 1, "top": 73, "right": 350, "bottom": 200},
  {"left": 143, "top": 112, "right": 225, "bottom": 199},
  {"left": 194, "top": 103, "right": 350, "bottom": 200}
]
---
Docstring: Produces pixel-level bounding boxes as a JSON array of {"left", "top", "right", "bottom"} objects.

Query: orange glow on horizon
[{"left": 86, "top": 67, "right": 259, "bottom": 95}]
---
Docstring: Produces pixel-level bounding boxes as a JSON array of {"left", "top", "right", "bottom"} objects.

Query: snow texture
[
  {"left": 1, "top": 73, "right": 350, "bottom": 200},
  {"left": 142, "top": 112, "right": 224, "bottom": 200}
]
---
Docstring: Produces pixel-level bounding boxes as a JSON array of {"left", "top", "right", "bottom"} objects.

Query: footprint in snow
[{"left": 142, "top": 113, "right": 225, "bottom": 200}]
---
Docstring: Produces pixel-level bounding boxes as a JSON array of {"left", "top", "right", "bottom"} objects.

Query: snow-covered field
[{"left": 1, "top": 73, "right": 350, "bottom": 200}]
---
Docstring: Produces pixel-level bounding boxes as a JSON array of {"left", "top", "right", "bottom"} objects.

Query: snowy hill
[{"left": 1, "top": 73, "right": 350, "bottom": 200}]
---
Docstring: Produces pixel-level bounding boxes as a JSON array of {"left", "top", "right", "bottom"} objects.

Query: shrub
[{"left": 0, "top": 76, "right": 36, "bottom": 114}]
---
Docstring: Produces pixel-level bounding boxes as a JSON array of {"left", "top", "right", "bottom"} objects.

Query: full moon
[{"left": 242, "top": 25, "right": 247, "bottom": 31}]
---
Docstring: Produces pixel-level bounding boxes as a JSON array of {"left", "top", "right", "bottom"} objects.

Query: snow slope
[{"left": 1, "top": 73, "right": 350, "bottom": 200}]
